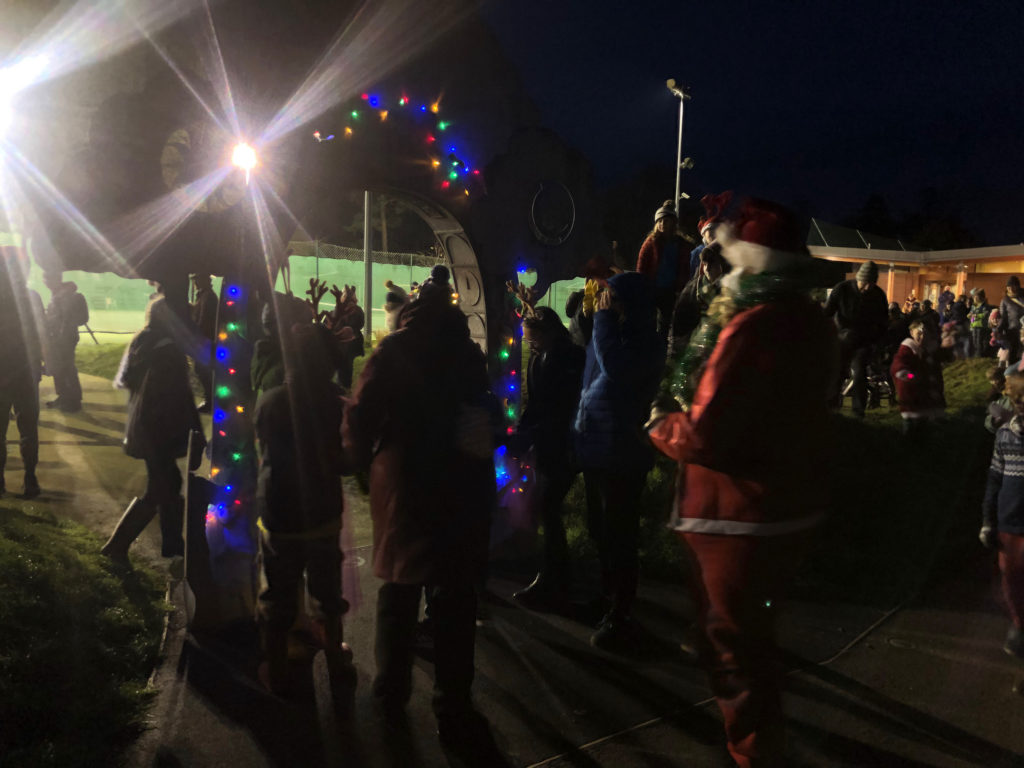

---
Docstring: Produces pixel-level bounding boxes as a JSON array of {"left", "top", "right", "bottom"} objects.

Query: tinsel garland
[{"left": 666, "top": 268, "right": 816, "bottom": 410}]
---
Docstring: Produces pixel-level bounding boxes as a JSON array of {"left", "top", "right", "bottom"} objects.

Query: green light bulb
[
  {"left": 232, "top": 452, "right": 242, "bottom": 462},
  {"left": 351, "top": 110, "right": 359, "bottom": 119},
  {"left": 448, "top": 171, "right": 458, "bottom": 180},
  {"left": 226, "top": 322, "right": 238, "bottom": 332},
  {"left": 216, "top": 386, "right": 230, "bottom": 398},
  {"left": 437, "top": 121, "right": 449, "bottom": 131},
  {"left": 500, "top": 349, "right": 509, "bottom": 359}
]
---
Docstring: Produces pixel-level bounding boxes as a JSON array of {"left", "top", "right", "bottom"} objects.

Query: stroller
[{"left": 840, "top": 346, "right": 896, "bottom": 409}]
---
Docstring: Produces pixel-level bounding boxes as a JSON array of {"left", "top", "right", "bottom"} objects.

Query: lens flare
[{"left": 231, "top": 142, "right": 257, "bottom": 172}]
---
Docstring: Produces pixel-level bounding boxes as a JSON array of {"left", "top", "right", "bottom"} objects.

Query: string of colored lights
[
  {"left": 312, "top": 90, "right": 483, "bottom": 197},
  {"left": 495, "top": 276, "right": 528, "bottom": 494},
  {"left": 204, "top": 280, "right": 256, "bottom": 552}
]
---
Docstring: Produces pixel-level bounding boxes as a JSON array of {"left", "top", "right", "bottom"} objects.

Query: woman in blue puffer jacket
[{"left": 573, "top": 270, "right": 663, "bottom": 650}]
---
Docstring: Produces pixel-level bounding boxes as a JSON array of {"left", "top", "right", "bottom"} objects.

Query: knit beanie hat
[
  {"left": 857, "top": 261, "right": 879, "bottom": 284},
  {"left": 1008, "top": 276, "right": 1021, "bottom": 289},
  {"left": 654, "top": 200, "right": 677, "bottom": 223}
]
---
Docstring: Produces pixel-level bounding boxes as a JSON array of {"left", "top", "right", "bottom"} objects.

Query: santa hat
[
  {"left": 698, "top": 191, "right": 732, "bottom": 235},
  {"left": 718, "top": 197, "right": 810, "bottom": 274}
]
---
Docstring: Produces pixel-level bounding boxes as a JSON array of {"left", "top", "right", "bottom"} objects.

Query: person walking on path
[
  {"left": 636, "top": 200, "right": 690, "bottom": 339},
  {"left": 0, "top": 246, "right": 44, "bottom": 498},
  {"left": 254, "top": 323, "right": 354, "bottom": 697},
  {"left": 511, "top": 307, "right": 585, "bottom": 611},
  {"left": 998, "top": 277, "right": 1024, "bottom": 367},
  {"left": 101, "top": 294, "right": 204, "bottom": 562},
  {"left": 648, "top": 198, "right": 838, "bottom": 768},
  {"left": 980, "top": 368, "right": 1024, "bottom": 665},
  {"left": 43, "top": 272, "right": 88, "bottom": 413},
  {"left": 343, "top": 271, "right": 497, "bottom": 753},
  {"left": 573, "top": 271, "right": 663, "bottom": 650},
  {"left": 189, "top": 274, "right": 218, "bottom": 412},
  {"left": 824, "top": 260, "right": 888, "bottom": 417}
]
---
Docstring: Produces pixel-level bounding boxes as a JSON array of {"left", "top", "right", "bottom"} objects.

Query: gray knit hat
[
  {"left": 654, "top": 200, "right": 677, "bottom": 223},
  {"left": 856, "top": 261, "right": 879, "bottom": 284}
]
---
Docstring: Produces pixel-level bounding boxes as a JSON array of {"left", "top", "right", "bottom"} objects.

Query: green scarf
[{"left": 665, "top": 268, "right": 816, "bottom": 410}]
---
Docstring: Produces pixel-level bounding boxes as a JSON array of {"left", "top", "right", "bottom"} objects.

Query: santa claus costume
[{"left": 648, "top": 198, "right": 838, "bottom": 768}]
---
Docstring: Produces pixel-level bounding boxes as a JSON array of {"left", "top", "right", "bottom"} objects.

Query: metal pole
[
  {"left": 363, "top": 189, "right": 372, "bottom": 339},
  {"left": 674, "top": 96, "right": 684, "bottom": 212}
]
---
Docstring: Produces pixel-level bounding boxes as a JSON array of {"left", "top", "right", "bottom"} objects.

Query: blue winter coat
[{"left": 573, "top": 272, "right": 664, "bottom": 470}]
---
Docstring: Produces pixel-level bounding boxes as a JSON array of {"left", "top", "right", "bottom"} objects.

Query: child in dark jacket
[
  {"left": 254, "top": 323, "right": 353, "bottom": 696},
  {"left": 980, "top": 369, "right": 1024, "bottom": 662}
]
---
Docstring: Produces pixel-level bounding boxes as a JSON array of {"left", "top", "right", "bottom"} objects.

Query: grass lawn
[
  {"left": 0, "top": 504, "right": 168, "bottom": 767},
  {"left": 76, "top": 340, "right": 129, "bottom": 380}
]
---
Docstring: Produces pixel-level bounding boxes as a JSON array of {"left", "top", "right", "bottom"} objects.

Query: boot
[
  {"left": 101, "top": 497, "right": 156, "bottom": 562},
  {"left": 258, "top": 624, "right": 290, "bottom": 696},
  {"left": 23, "top": 472, "right": 40, "bottom": 499},
  {"left": 319, "top": 616, "right": 357, "bottom": 711},
  {"left": 159, "top": 495, "right": 185, "bottom": 558}
]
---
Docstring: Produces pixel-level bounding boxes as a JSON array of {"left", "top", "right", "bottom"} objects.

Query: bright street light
[
  {"left": 230, "top": 141, "right": 257, "bottom": 185},
  {"left": 0, "top": 55, "right": 50, "bottom": 139}
]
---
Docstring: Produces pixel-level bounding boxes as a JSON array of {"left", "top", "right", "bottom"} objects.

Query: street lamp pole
[{"left": 666, "top": 79, "right": 691, "bottom": 212}]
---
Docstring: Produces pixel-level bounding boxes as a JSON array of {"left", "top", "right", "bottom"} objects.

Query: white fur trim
[
  {"left": 900, "top": 337, "right": 922, "bottom": 354},
  {"left": 718, "top": 222, "right": 809, "bottom": 274}
]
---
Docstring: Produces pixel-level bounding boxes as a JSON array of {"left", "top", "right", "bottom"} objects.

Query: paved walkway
[{"left": 11, "top": 373, "right": 1024, "bottom": 767}]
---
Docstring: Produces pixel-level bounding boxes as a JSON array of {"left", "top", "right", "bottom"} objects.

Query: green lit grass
[
  {"left": 0, "top": 504, "right": 168, "bottom": 766},
  {"left": 76, "top": 341, "right": 129, "bottom": 381}
]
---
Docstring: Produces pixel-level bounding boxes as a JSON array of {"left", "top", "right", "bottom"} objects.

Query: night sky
[{"left": 482, "top": 0, "right": 1024, "bottom": 246}]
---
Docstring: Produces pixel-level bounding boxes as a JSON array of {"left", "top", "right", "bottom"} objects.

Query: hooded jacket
[
  {"left": 573, "top": 272, "right": 664, "bottom": 470},
  {"left": 343, "top": 289, "right": 494, "bottom": 584}
]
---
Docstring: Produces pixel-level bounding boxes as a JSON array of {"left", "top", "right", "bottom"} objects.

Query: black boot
[
  {"left": 101, "top": 497, "right": 156, "bottom": 562},
  {"left": 159, "top": 495, "right": 185, "bottom": 558}
]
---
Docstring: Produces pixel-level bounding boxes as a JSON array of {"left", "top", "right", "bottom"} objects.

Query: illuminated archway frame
[{"left": 365, "top": 186, "right": 488, "bottom": 353}]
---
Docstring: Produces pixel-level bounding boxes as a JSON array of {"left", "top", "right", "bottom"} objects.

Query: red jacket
[
  {"left": 890, "top": 338, "right": 945, "bottom": 416},
  {"left": 636, "top": 233, "right": 690, "bottom": 293},
  {"left": 649, "top": 298, "right": 838, "bottom": 535}
]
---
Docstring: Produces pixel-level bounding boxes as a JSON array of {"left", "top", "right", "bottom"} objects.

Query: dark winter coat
[
  {"left": 255, "top": 381, "right": 344, "bottom": 535},
  {"left": 573, "top": 272, "right": 663, "bottom": 471},
  {"left": 118, "top": 327, "right": 202, "bottom": 459},
  {"left": 823, "top": 279, "right": 888, "bottom": 349},
  {"left": 999, "top": 294, "right": 1024, "bottom": 334},
  {"left": 45, "top": 283, "right": 88, "bottom": 346},
  {"left": 0, "top": 273, "right": 44, "bottom": 390},
  {"left": 983, "top": 416, "right": 1024, "bottom": 535},
  {"left": 190, "top": 287, "right": 218, "bottom": 341},
  {"left": 343, "top": 291, "right": 494, "bottom": 585},
  {"left": 516, "top": 334, "right": 585, "bottom": 471}
]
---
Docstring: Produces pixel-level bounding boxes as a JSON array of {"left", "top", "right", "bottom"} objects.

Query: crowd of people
[{"left": 5, "top": 190, "right": 1024, "bottom": 766}]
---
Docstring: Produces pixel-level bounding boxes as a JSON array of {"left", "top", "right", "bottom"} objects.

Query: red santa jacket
[{"left": 649, "top": 297, "right": 838, "bottom": 535}]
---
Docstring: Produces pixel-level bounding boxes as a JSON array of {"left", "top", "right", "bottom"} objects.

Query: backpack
[{"left": 69, "top": 291, "right": 89, "bottom": 327}]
